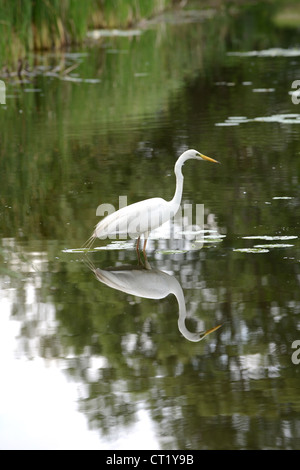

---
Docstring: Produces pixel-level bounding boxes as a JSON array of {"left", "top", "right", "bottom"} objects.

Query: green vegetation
[
  {"left": 90, "top": 0, "right": 179, "bottom": 28},
  {"left": 0, "top": 0, "right": 298, "bottom": 66},
  {"left": 0, "top": 0, "right": 92, "bottom": 59},
  {"left": 272, "top": 1, "right": 300, "bottom": 28},
  {"left": 0, "top": 0, "right": 180, "bottom": 65}
]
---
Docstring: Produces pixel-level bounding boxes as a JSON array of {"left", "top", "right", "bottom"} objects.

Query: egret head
[{"left": 187, "top": 148, "right": 219, "bottom": 163}]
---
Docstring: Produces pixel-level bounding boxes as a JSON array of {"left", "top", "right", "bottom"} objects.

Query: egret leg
[
  {"left": 143, "top": 238, "right": 148, "bottom": 259},
  {"left": 142, "top": 237, "right": 151, "bottom": 269},
  {"left": 136, "top": 236, "right": 142, "bottom": 265}
]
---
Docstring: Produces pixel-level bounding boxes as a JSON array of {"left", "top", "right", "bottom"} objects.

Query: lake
[{"left": 0, "top": 2, "right": 300, "bottom": 450}]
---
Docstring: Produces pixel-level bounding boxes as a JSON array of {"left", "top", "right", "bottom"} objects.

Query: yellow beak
[
  {"left": 200, "top": 153, "right": 220, "bottom": 164},
  {"left": 202, "top": 323, "right": 222, "bottom": 338}
]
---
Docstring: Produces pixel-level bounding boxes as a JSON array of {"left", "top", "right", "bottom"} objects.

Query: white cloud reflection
[{"left": 0, "top": 296, "right": 159, "bottom": 450}]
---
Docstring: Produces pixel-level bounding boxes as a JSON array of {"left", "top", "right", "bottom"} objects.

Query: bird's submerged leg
[
  {"left": 136, "top": 236, "right": 142, "bottom": 265},
  {"left": 142, "top": 237, "right": 151, "bottom": 270},
  {"left": 82, "top": 232, "right": 96, "bottom": 251},
  {"left": 143, "top": 238, "right": 148, "bottom": 258}
]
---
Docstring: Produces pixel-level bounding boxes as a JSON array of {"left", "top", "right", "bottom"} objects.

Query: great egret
[{"left": 85, "top": 149, "right": 219, "bottom": 258}]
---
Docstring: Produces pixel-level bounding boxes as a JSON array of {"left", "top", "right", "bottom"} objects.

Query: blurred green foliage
[{"left": 0, "top": 0, "right": 181, "bottom": 64}]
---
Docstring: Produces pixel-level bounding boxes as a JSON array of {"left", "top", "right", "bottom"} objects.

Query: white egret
[{"left": 85, "top": 149, "right": 219, "bottom": 258}]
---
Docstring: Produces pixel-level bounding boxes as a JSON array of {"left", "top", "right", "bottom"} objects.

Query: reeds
[
  {"left": 0, "top": 0, "right": 177, "bottom": 66},
  {"left": 0, "top": 1, "right": 93, "bottom": 57},
  {"left": 90, "top": 0, "right": 175, "bottom": 29}
]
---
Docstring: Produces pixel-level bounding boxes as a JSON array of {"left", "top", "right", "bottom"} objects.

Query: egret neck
[{"left": 169, "top": 152, "right": 188, "bottom": 214}]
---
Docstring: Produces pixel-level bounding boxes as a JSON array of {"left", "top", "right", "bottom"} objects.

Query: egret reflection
[{"left": 85, "top": 257, "right": 221, "bottom": 342}]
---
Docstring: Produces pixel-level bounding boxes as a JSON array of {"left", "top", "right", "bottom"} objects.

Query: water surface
[{"left": 1, "top": 3, "right": 300, "bottom": 450}]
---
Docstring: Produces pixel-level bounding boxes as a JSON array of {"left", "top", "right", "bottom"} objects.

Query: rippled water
[{"left": 1, "top": 3, "right": 300, "bottom": 450}]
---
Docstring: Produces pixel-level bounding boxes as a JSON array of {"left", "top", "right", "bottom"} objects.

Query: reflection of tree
[
  {"left": 54, "top": 254, "right": 223, "bottom": 443},
  {"left": 5, "top": 237, "right": 300, "bottom": 448}
]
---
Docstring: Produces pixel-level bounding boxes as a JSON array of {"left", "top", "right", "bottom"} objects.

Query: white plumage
[{"left": 85, "top": 149, "right": 219, "bottom": 259}]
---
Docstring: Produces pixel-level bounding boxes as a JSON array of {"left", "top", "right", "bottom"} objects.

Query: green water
[{"left": 1, "top": 4, "right": 300, "bottom": 450}]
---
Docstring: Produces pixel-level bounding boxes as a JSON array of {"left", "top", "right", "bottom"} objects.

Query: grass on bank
[{"left": 0, "top": 0, "right": 178, "bottom": 66}]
